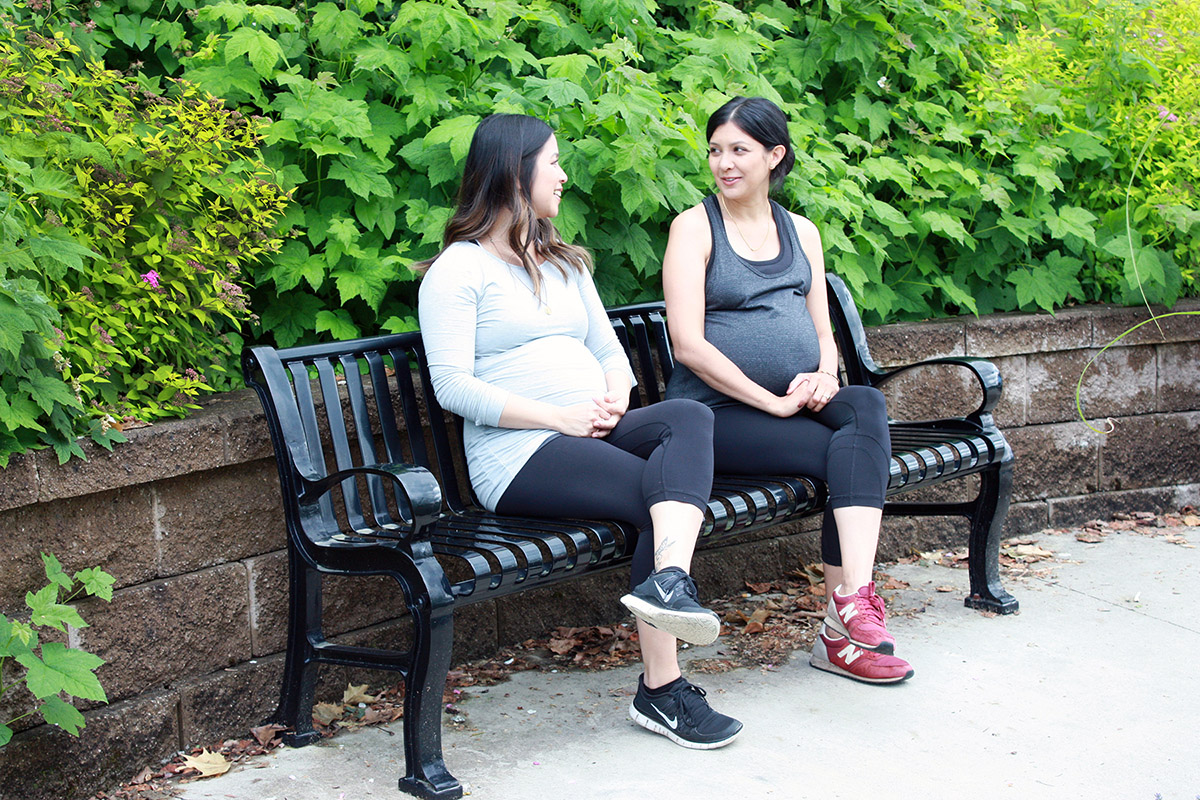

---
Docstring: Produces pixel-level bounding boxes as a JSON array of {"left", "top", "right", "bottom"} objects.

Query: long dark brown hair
[{"left": 415, "top": 114, "right": 591, "bottom": 298}]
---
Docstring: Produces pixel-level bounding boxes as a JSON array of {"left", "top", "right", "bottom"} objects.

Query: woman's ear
[{"left": 769, "top": 144, "right": 787, "bottom": 170}]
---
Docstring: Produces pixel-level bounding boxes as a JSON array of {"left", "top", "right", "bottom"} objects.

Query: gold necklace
[{"left": 718, "top": 195, "right": 772, "bottom": 252}]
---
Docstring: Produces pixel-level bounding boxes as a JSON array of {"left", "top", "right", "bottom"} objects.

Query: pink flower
[{"left": 141, "top": 270, "right": 161, "bottom": 288}]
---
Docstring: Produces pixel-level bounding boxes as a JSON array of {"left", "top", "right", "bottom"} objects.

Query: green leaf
[
  {"left": 73, "top": 567, "right": 116, "bottom": 602},
  {"left": 261, "top": 292, "right": 325, "bottom": 347},
  {"left": 424, "top": 115, "right": 481, "bottom": 163},
  {"left": 28, "top": 232, "right": 101, "bottom": 279},
  {"left": 916, "top": 209, "right": 971, "bottom": 247},
  {"left": 111, "top": 13, "right": 156, "bottom": 49},
  {"left": 42, "top": 552, "right": 73, "bottom": 592},
  {"left": 853, "top": 94, "right": 892, "bottom": 142},
  {"left": 16, "top": 642, "right": 106, "bottom": 701},
  {"left": 1046, "top": 206, "right": 1098, "bottom": 244},
  {"left": 225, "top": 28, "right": 284, "bottom": 78},
  {"left": 40, "top": 695, "right": 87, "bottom": 736},
  {"left": 310, "top": 2, "right": 368, "bottom": 54},
  {"left": 932, "top": 275, "right": 978, "bottom": 315},
  {"left": 25, "top": 584, "right": 87, "bottom": 632},
  {"left": 865, "top": 197, "right": 914, "bottom": 237},
  {"left": 861, "top": 156, "right": 912, "bottom": 191},
  {"left": 19, "top": 371, "right": 79, "bottom": 415},
  {"left": 0, "top": 724, "right": 11, "bottom": 747},
  {"left": 314, "top": 309, "right": 360, "bottom": 340},
  {"left": 328, "top": 159, "right": 394, "bottom": 201}
]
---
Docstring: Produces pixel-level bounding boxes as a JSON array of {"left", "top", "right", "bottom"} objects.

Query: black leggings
[
  {"left": 711, "top": 385, "right": 891, "bottom": 566},
  {"left": 496, "top": 399, "right": 714, "bottom": 589}
]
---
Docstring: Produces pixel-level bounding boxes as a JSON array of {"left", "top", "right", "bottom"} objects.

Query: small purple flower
[
  {"left": 1157, "top": 105, "right": 1178, "bottom": 123},
  {"left": 184, "top": 368, "right": 200, "bottom": 381},
  {"left": 141, "top": 270, "right": 161, "bottom": 288},
  {"left": 80, "top": 286, "right": 94, "bottom": 300}
]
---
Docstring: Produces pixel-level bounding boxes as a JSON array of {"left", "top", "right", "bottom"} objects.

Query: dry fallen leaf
[
  {"left": 180, "top": 750, "right": 230, "bottom": 778},
  {"left": 1182, "top": 515, "right": 1200, "bottom": 527},
  {"left": 250, "top": 724, "right": 286, "bottom": 747},
  {"left": 934, "top": 585, "right": 956, "bottom": 593},
  {"left": 1075, "top": 531, "right": 1104, "bottom": 543},
  {"left": 313, "top": 702, "right": 344, "bottom": 726},
  {"left": 343, "top": 683, "right": 376, "bottom": 704},
  {"left": 1011, "top": 544, "right": 1055, "bottom": 560}
]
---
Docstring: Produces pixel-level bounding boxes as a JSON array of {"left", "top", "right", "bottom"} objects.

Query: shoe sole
[
  {"left": 628, "top": 703, "right": 741, "bottom": 750},
  {"left": 809, "top": 652, "right": 914, "bottom": 685},
  {"left": 823, "top": 614, "right": 896, "bottom": 655},
  {"left": 620, "top": 594, "right": 720, "bottom": 646}
]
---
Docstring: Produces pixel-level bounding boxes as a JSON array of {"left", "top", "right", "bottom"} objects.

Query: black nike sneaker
[
  {"left": 620, "top": 566, "right": 721, "bottom": 646},
  {"left": 629, "top": 675, "right": 742, "bottom": 749}
]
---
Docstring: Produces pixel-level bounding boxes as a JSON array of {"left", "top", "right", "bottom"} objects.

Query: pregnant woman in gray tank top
[{"left": 663, "top": 97, "right": 914, "bottom": 685}]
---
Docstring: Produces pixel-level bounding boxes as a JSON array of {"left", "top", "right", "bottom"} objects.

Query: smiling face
[
  {"left": 529, "top": 134, "right": 567, "bottom": 219},
  {"left": 708, "top": 121, "right": 785, "bottom": 201}
]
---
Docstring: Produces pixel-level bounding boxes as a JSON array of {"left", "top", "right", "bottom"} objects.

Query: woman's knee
[
  {"left": 660, "top": 397, "right": 714, "bottom": 426},
  {"left": 837, "top": 385, "right": 887, "bottom": 419}
]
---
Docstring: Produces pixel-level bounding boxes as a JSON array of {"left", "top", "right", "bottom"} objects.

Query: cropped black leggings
[
  {"left": 496, "top": 399, "right": 714, "bottom": 589},
  {"left": 712, "top": 385, "right": 891, "bottom": 566}
]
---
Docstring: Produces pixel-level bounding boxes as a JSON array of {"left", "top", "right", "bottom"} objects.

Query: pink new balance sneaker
[
  {"left": 810, "top": 626, "right": 913, "bottom": 684},
  {"left": 826, "top": 581, "right": 895, "bottom": 654}
]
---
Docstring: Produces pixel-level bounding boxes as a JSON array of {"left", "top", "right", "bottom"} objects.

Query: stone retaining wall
[{"left": 1, "top": 299, "right": 1197, "bottom": 799}]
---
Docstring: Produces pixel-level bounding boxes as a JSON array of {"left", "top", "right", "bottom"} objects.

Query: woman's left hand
[
  {"left": 787, "top": 371, "right": 839, "bottom": 412},
  {"left": 589, "top": 391, "right": 629, "bottom": 437}
]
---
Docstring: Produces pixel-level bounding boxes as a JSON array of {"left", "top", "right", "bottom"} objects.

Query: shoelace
[
  {"left": 676, "top": 682, "right": 710, "bottom": 725},
  {"left": 867, "top": 592, "right": 887, "bottom": 624}
]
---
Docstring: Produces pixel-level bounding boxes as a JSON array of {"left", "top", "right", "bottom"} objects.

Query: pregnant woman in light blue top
[{"left": 417, "top": 114, "right": 742, "bottom": 749}]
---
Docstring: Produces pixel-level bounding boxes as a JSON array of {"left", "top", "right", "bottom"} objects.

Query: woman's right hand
[{"left": 765, "top": 389, "right": 806, "bottom": 418}]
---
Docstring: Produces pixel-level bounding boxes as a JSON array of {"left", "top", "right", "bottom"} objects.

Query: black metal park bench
[{"left": 243, "top": 273, "right": 1016, "bottom": 800}]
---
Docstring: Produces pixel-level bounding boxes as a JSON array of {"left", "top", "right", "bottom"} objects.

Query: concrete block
[
  {"left": 1025, "top": 348, "right": 1155, "bottom": 425},
  {"left": 200, "top": 388, "right": 277, "bottom": 464},
  {"left": 1048, "top": 485, "right": 1183, "bottom": 527},
  {"left": 1090, "top": 299, "right": 1200, "bottom": 347},
  {"left": 177, "top": 656, "right": 284, "bottom": 748},
  {"left": 966, "top": 308, "right": 1092, "bottom": 358},
  {"left": 1003, "top": 500, "right": 1050, "bottom": 538},
  {"left": 1158, "top": 341, "right": 1200, "bottom": 413},
  {"left": 991, "top": 354, "right": 1028, "bottom": 428},
  {"left": 865, "top": 318, "right": 965, "bottom": 368},
  {"left": 1100, "top": 412, "right": 1200, "bottom": 492},
  {"left": 0, "top": 451, "right": 36, "bottom": 513},
  {"left": 76, "top": 564, "right": 252, "bottom": 703},
  {"left": 1006, "top": 422, "right": 1100, "bottom": 502},
  {"left": 0, "top": 486, "right": 157, "bottom": 615},
  {"left": 0, "top": 689, "right": 180, "bottom": 800},
  {"left": 246, "top": 550, "right": 288, "bottom": 657},
  {"left": 35, "top": 413, "right": 227, "bottom": 502},
  {"left": 155, "top": 459, "right": 286, "bottom": 576},
  {"left": 493, "top": 570, "right": 630, "bottom": 646},
  {"left": 878, "top": 362, "right": 978, "bottom": 422}
]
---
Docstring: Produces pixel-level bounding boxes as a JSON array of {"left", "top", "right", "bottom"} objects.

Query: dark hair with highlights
[
  {"left": 707, "top": 97, "right": 795, "bottom": 192},
  {"left": 414, "top": 114, "right": 590, "bottom": 295}
]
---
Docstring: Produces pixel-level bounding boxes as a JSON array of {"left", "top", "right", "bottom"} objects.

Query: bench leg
[
  {"left": 964, "top": 459, "right": 1019, "bottom": 614},
  {"left": 397, "top": 557, "right": 461, "bottom": 800},
  {"left": 274, "top": 554, "right": 323, "bottom": 746}
]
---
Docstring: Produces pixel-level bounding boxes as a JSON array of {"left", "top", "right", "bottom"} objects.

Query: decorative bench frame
[{"left": 244, "top": 273, "right": 1015, "bottom": 799}]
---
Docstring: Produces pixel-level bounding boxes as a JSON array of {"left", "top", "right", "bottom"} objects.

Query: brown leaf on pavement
[
  {"left": 1075, "top": 531, "right": 1104, "bottom": 543},
  {"left": 935, "top": 585, "right": 956, "bottom": 593},
  {"left": 249, "top": 724, "right": 285, "bottom": 747},
  {"left": 180, "top": 750, "right": 230, "bottom": 779},
  {"left": 312, "top": 701, "right": 344, "bottom": 726},
  {"left": 1182, "top": 514, "right": 1200, "bottom": 527}
]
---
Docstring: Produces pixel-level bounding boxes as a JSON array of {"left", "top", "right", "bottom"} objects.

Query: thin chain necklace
[
  {"left": 486, "top": 234, "right": 552, "bottom": 315},
  {"left": 718, "top": 195, "right": 773, "bottom": 252}
]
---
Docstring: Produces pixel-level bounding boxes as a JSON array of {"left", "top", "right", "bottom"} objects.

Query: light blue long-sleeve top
[{"left": 417, "top": 241, "right": 635, "bottom": 510}]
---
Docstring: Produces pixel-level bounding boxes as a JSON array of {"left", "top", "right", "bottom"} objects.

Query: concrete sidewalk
[{"left": 176, "top": 528, "right": 1200, "bottom": 800}]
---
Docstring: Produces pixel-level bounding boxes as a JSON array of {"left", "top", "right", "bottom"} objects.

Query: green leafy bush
[
  {"left": 14, "top": 0, "right": 1200, "bottom": 347},
  {"left": 0, "top": 553, "right": 115, "bottom": 747},
  {"left": 0, "top": 11, "right": 290, "bottom": 464}
]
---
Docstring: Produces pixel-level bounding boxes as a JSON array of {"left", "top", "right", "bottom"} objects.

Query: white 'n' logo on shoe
[
  {"left": 837, "top": 601, "right": 858, "bottom": 623},
  {"left": 837, "top": 644, "right": 863, "bottom": 665}
]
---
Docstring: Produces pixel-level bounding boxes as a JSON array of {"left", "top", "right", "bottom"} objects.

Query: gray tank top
[{"left": 666, "top": 195, "right": 821, "bottom": 408}]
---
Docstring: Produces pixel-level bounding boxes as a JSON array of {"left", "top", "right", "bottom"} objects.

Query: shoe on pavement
[
  {"left": 825, "top": 581, "right": 895, "bottom": 654},
  {"left": 629, "top": 675, "right": 742, "bottom": 749},
  {"left": 810, "top": 625, "right": 913, "bottom": 685},
  {"left": 620, "top": 566, "right": 721, "bottom": 646}
]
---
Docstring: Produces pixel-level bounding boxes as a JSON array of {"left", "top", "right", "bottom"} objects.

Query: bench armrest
[
  {"left": 870, "top": 356, "right": 1004, "bottom": 429},
  {"left": 298, "top": 463, "right": 443, "bottom": 540}
]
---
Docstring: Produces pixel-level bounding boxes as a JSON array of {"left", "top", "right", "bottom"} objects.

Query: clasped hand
[
  {"left": 771, "top": 371, "right": 838, "bottom": 416},
  {"left": 557, "top": 391, "right": 628, "bottom": 438}
]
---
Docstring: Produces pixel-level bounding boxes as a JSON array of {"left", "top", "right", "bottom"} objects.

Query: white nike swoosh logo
[{"left": 650, "top": 702, "right": 678, "bottom": 729}]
